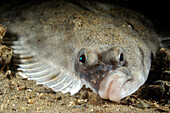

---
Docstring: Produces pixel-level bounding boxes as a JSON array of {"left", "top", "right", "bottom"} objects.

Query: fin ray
[
  {"left": 159, "top": 37, "right": 170, "bottom": 48},
  {"left": 4, "top": 33, "right": 83, "bottom": 95}
]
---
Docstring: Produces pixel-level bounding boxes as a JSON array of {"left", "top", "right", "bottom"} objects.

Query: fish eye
[
  {"left": 78, "top": 48, "right": 98, "bottom": 69},
  {"left": 79, "top": 54, "right": 86, "bottom": 64},
  {"left": 105, "top": 47, "right": 126, "bottom": 67},
  {"left": 118, "top": 51, "right": 125, "bottom": 66},
  {"left": 119, "top": 53, "right": 124, "bottom": 62}
]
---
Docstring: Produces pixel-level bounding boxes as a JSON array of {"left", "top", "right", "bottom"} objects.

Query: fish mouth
[{"left": 98, "top": 69, "right": 132, "bottom": 101}]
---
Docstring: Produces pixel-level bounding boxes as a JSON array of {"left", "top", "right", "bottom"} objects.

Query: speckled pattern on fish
[{"left": 1, "top": 0, "right": 161, "bottom": 101}]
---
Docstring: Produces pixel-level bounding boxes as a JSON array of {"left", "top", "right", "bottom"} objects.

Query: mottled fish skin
[{"left": 1, "top": 0, "right": 160, "bottom": 101}]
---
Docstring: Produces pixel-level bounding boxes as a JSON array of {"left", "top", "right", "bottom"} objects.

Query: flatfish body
[{"left": 0, "top": 0, "right": 160, "bottom": 101}]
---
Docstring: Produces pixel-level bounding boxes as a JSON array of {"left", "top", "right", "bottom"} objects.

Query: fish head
[{"left": 74, "top": 40, "right": 151, "bottom": 101}]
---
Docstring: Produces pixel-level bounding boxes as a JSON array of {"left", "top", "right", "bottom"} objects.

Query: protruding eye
[
  {"left": 118, "top": 51, "right": 125, "bottom": 66},
  {"left": 79, "top": 54, "right": 86, "bottom": 64},
  {"left": 102, "top": 47, "right": 126, "bottom": 67},
  {"left": 78, "top": 48, "right": 98, "bottom": 69},
  {"left": 119, "top": 53, "right": 124, "bottom": 62}
]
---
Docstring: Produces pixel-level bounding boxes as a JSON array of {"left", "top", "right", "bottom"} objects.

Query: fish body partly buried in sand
[{"left": 1, "top": 0, "right": 163, "bottom": 101}]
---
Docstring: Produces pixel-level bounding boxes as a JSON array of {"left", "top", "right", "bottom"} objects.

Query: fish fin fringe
[
  {"left": 3, "top": 35, "right": 83, "bottom": 95},
  {"left": 159, "top": 37, "right": 170, "bottom": 48}
]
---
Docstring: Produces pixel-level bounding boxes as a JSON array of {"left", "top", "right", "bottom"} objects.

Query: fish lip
[{"left": 98, "top": 69, "right": 131, "bottom": 101}]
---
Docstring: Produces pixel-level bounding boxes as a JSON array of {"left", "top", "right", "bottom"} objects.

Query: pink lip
[{"left": 98, "top": 70, "right": 131, "bottom": 101}]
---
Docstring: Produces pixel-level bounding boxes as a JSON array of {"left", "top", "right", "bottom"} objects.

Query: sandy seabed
[{"left": 0, "top": 0, "right": 169, "bottom": 112}]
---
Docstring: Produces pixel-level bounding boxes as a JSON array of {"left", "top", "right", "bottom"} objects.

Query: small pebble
[
  {"left": 37, "top": 107, "right": 42, "bottom": 111},
  {"left": 89, "top": 93, "right": 104, "bottom": 105},
  {"left": 12, "top": 95, "right": 18, "bottom": 100},
  {"left": 77, "top": 99, "right": 87, "bottom": 104},
  {"left": 28, "top": 99, "right": 34, "bottom": 104},
  {"left": 11, "top": 108, "right": 16, "bottom": 111},
  {"left": 26, "top": 95, "right": 31, "bottom": 101},
  {"left": 17, "top": 85, "right": 26, "bottom": 91},
  {"left": 68, "top": 101, "right": 75, "bottom": 107},
  {"left": 39, "top": 93, "right": 45, "bottom": 98},
  {"left": 0, "top": 25, "right": 6, "bottom": 42},
  {"left": 1, "top": 104, "right": 5, "bottom": 111},
  {"left": 11, "top": 81, "right": 18, "bottom": 86},
  {"left": 152, "top": 102, "right": 159, "bottom": 108},
  {"left": 137, "top": 100, "right": 149, "bottom": 109},
  {"left": 80, "top": 90, "right": 88, "bottom": 99},
  {"left": 22, "top": 107, "right": 29, "bottom": 110}
]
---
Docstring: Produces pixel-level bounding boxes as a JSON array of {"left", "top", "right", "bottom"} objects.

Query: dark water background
[{"left": 99, "top": 0, "right": 170, "bottom": 35}]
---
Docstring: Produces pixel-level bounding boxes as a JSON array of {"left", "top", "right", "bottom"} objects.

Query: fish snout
[{"left": 98, "top": 70, "right": 131, "bottom": 101}]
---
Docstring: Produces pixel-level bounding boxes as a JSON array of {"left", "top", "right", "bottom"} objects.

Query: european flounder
[{"left": 1, "top": 0, "right": 161, "bottom": 101}]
